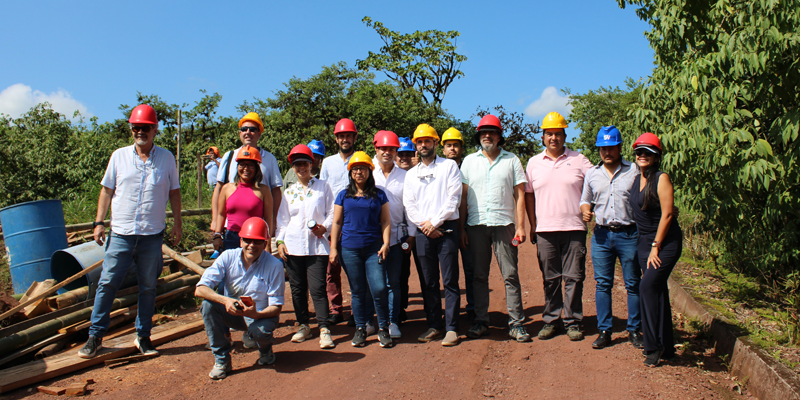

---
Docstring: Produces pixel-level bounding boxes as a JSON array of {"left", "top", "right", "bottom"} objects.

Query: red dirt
[{"left": 5, "top": 241, "right": 750, "bottom": 399}]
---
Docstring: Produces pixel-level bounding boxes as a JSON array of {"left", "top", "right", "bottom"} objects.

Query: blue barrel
[
  {"left": 0, "top": 200, "right": 68, "bottom": 294},
  {"left": 51, "top": 241, "right": 105, "bottom": 293}
]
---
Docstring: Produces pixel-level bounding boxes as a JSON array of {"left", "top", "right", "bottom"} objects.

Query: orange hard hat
[
  {"left": 239, "top": 217, "right": 269, "bottom": 241},
  {"left": 129, "top": 104, "right": 158, "bottom": 125},
  {"left": 236, "top": 145, "right": 262, "bottom": 164},
  {"left": 206, "top": 146, "right": 220, "bottom": 158}
]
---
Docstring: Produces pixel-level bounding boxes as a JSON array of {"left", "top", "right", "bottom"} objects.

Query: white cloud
[
  {"left": 524, "top": 86, "right": 572, "bottom": 119},
  {"left": 0, "top": 83, "right": 92, "bottom": 119}
]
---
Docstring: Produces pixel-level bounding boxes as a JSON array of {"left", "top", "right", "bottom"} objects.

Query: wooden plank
[
  {"left": 0, "top": 317, "right": 204, "bottom": 393},
  {"left": 37, "top": 385, "right": 66, "bottom": 395},
  {"left": 161, "top": 245, "right": 205, "bottom": 275},
  {"left": 104, "top": 353, "right": 158, "bottom": 367},
  {"left": 0, "top": 260, "right": 104, "bottom": 322},
  {"left": 20, "top": 280, "right": 56, "bottom": 318}
]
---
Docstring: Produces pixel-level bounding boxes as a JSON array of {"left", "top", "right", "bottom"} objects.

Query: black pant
[
  {"left": 401, "top": 246, "right": 424, "bottom": 311},
  {"left": 285, "top": 255, "right": 330, "bottom": 328},
  {"left": 416, "top": 220, "right": 460, "bottom": 332},
  {"left": 637, "top": 231, "right": 682, "bottom": 357}
]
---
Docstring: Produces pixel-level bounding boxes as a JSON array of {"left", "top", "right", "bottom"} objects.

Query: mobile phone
[{"left": 240, "top": 296, "right": 254, "bottom": 307}]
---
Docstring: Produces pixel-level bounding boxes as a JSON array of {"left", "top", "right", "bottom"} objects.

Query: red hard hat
[
  {"left": 373, "top": 130, "right": 400, "bottom": 148},
  {"left": 477, "top": 114, "right": 502, "bottom": 133},
  {"left": 288, "top": 144, "right": 314, "bottom": 163},
  {"left": 129, "top": 104, "right": 158, "bottom": 125},
  {"left": 632, "top": 132, "right": 663, "bottom": 152},
  {"left": 239, "top": 217, "right": 269, "bottom": 241},
  {"left": 334, "top": 118, "right": 357, "bottom": 135}
]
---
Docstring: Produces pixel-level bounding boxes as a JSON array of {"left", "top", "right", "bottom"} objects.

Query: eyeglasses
[
  {"left": 634, "top": 148, "right": 657, "bottom": 157},
  {"left": 239, "top": 126, "right": 260, "bottom": 133},
  {"left": 131, "top": 125, "right": 154, "bottom": 133},
  {"left": 351, "top": 166, "right": 369, "bottom": 173},
  {"left": 242, "top": 238, "right": 266, "bottom": 246}
]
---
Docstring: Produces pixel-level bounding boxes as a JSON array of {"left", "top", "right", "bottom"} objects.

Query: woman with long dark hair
[
  {"left": 628, "top": 132, "right": 683, "bottom": 367},
  {"left": 329, "top": 151, "right": 392, "bottom": 348}
]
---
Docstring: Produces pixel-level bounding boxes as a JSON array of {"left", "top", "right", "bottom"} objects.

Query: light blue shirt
[
  {"left": 197, "top": 248, "right": 286, "bottom": 310},
  {"left": 580, "top": 158, "right": 639, "bottom": 226},
  {"left": 204, "top": 158, "right": 221, "bottom": 187},
  {"left": 216, "top": 146, "right": 283, "bottom": 188},
  {"left": 460, "top": 149, "right": 527, "bottom": 227},
  {"left": 319, "top": 153, "right": 352, "bottom": 200},
  {"left": 101, "top": 145, "right": 180, "bottom": 236}
]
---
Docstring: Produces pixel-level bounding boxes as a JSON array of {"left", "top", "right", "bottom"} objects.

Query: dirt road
[{"left": 6, "top": 241, "right": 747, "bottom": 399}]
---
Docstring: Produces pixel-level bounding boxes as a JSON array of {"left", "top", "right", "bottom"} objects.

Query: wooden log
[
  {"left": 0, "top": 317, "right": 204, "bottom": 393},
  {"left": 161, "top": 245, "right": 205, "bottom": 275},
  {"left": 0, "top": 333, "right": 69, "bottom": 368},
  {"left": 46, "top": 286, "right": 90, "bottom": 311},
  {"left": 34, "top": 334, "right": 74, "bottom": 359},
  {"left": 0, "top": 260, "right": 104, "bottom": 323},
  {"left": 0, "top": 300, "right": 92, "bottom": 338}
]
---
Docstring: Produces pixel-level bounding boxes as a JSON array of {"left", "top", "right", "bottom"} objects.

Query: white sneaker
[
  {"left": 241, "top": 332, "right": 256, "bottom": 348},
  {"left": 365, "top": 321, "right": 376, "bottom": 336},
  {"left": 319, "top": 327, "right": 335, "bottom": 349},
  {"left": 292, "top": 324, "right": 313, "bottom": 343},
  {"left": 209, "top": 363, "right": 232, "bottom": 379},
  {"left": 388, "top": 323, "right": 402, "bottom": 339}
]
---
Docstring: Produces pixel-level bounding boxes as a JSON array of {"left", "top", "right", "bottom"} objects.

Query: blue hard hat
[
  {"left": 398, "top": 137, "right": 415, "bottom": 153},
  {"left": 307, "top": 139, "right": 326, "bottom": 157},
  {"left": 595, "top": 126, "right": 623, "bottom": 147}
]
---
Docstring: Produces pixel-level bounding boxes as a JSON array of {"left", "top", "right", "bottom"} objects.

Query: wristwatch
[
  {"left": 651, "top": 241, "right": 661, "bottom": 250},
  {"left": 93, "top": 221, "right": 105, "bottom": 228}
]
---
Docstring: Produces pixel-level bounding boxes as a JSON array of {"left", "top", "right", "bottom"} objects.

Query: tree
[
  {"left": 474, "top": 105, "right": 543, "bottom": 166},
  {"left": 357, "top": 17, "right": 467, "bottom": 115},
  {"left": 565, "top": 78, "right": 644, "bottom": 164},
  {"left": 617, "top": 1, "right": 800, "bottom": 285}
]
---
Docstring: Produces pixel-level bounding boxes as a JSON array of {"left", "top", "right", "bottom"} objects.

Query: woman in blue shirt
[{"left": 329, "top": 151, "right": 392, "bottom": 348}]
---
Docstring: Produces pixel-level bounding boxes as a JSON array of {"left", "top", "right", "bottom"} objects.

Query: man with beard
[
  {"left": 79, "top": 104, "right": 182, "bottom": 358},
  {"left": 319, "top": 118, "right": 358, "bottom": 325},
  {"left": 442, "top": 128, "right": 476, "bottom": 322},
  {"left": 403, "top": 124, "right": 462, "bottom": 346},
  {"left": 460, "top": 115, "right": 530, "bottom": 342},
  {"left": 525, "top": 111, "right": 593, "bottom": 341}
]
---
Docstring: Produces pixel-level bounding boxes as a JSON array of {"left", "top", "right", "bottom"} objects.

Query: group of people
[{"left": 75, "top": 104, "right": 683, "bottom": 381}]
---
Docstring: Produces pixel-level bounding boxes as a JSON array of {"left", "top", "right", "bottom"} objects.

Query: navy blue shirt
[{"left": 335, "top": 188, "right": 388, "bottom": 249}]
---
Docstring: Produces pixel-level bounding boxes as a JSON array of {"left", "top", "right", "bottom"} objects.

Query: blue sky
[{"left": 0, "top": 0, "right": 653, "bottom": 140}]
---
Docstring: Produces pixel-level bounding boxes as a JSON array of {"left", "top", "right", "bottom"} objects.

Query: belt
[{"left": 596, "top": 224, "right": 635, "bottom": 233}]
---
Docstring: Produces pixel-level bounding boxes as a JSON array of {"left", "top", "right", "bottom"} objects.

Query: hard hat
[
  {"left": 477, "top": 115, "right": 503, "bottom": 133},
  {"left": 595, "top": 126, "right": 623, "bottom": 147},
  {"left": 307, "top": 139, "right": 326, "bottom": 157},
  {"left": 334, "top": 118, "right": 357, "bottom": 135},
  {"left": 206, "top": 146, "right": 220, "bottom": 158},
  {"left": 632, "top": 132, "right": 663, "bottom": 153},
  {"left": 129, "top": 104, "right": 158, "bottom": 125},
  {"left": 441, "top": 128, "right": 464, "bottom": 143},
  {"left": 288, "top": 144, "right": 314, "bottom": 164},
  {"left": 239, "top": 217, "right": 269, "bottom": 241},
  {"left": 373, "top": 130, "right": 400, "bottom": 148},
  {"left": 347, "top": 151, "right": 374, "bottom": 171},
  {"left": 236, "top": 145, "right": 262, "bottom": 164},
  {"left": 398, "top": 137, "right": 415, "bottom": 153},
  {"left": 541, "top": 111, "right": 568, "bottom": 130},
  {"left": 412, "top": 123, "right": 439, "bottom": 144},
  {"left": 239, "top": 112, "right": 264, "bottom": 133}
]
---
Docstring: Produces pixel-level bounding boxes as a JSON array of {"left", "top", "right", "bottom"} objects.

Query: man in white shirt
[
  {"left": 211, "top": 112, "right": 281, "bottom": 236},
  {"left": 403, "top": 124, "right": 462, "bottom": 346},
  {"left": 372, "top": 130, "right": 416, "bottom": 339},
  {"left": 318, "top": 118, "right": 358, "bottom": 325},
  {"left": 79, "top": 104, "right": 182, "bottom": 359}
]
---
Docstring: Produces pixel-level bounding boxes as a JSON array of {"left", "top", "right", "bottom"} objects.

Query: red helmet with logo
[
  {"left": 334, "top": 118, "right": 357, "bottom": 135},
  {"left": 129, "top": 104, "right": 158, "bottom": 125},
  {"left": 236, "top": 145, "right": 262, "bottom": 163},
  {"left": 239, "top": 217, "right": 269, "bottom": 241},
  {"left": 373, "top": 130, "right": 400, "bottom": 148},
  {"left": 632, "top": 132, "right": 663, "bottom": 152}
]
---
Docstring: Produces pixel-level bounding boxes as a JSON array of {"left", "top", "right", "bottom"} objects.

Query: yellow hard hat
[
  {"left": 412, "top": 123, "right": 439, "bottom": 144},
  {"left": 441, "top": 127, "right": 463, "bottom": 143},
  {"left": 239, "top": 112, "right": 264, "bottom": 133},
  {"left": 541, "top": 111, "right": 568, "bottom": 130},
  {"left": 347, "top": 151, "right": 374, "bottom": 171}
]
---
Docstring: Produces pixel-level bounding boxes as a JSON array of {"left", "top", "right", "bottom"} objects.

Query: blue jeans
[
  {"left": 201, "top": 301, "right": 278, "bottom": 365},
  {"left": 591, "top": 226, "right": 641, "bottom": 332},
  {"left": 222, "top": 230, "right": 241, "bottom": 252},
  {"left": 89, "top": 231, "right": 163, "bottom": 339},
  {"left": 385, "top": 244, "right": 403, "bottom": 324},
  {"left": 340, "top": 241, "right": 389, "bottom": 329}
]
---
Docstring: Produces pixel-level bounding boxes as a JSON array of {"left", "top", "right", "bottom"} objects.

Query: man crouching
[{"left": 195, "top": 217, "right": 284, "bottom": 379}]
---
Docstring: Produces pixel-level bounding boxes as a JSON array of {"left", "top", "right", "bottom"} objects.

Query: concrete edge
[{"left": 668, "top": 277, "right": 800, "bottom": 400}]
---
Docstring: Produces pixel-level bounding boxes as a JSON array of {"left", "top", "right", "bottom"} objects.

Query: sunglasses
[
  {"left": 239, "top": 126, "right": 260, "bottom": 133},
  {"left": 242, "top": 238, "right": 266, "bottom": 246},
  {"left": 634, "top": 149, "right": 657, "bottom": 156},
  {"left": 131, "top": 125, "right": 154, "bottom": 133}
]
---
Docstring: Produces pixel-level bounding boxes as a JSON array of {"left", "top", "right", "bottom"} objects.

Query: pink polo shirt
[{"left": 525, "top": 148, "right": 594, "bottom": 232}]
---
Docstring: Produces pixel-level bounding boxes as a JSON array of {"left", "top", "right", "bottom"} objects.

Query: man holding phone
[{"left": 196, "top": 217, "right": 285, "bottom": 380}]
